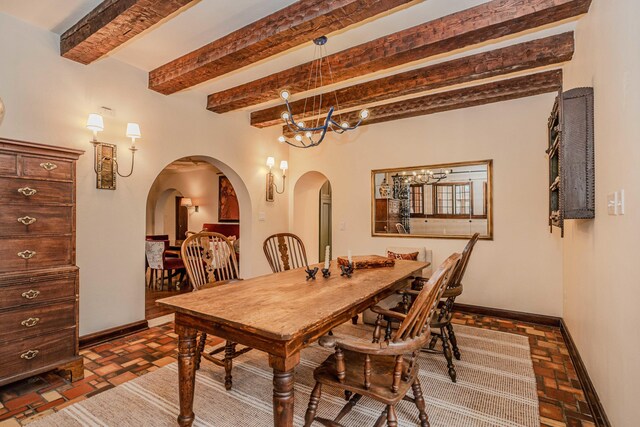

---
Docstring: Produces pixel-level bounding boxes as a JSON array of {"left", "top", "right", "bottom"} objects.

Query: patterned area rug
[{"left": 29, "top": 323, "right": 538, "bottom": 426}]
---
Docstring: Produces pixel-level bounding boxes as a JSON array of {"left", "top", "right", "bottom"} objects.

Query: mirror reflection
[{"left": 372, "top": 160, "right": 492, "bottom": 239}]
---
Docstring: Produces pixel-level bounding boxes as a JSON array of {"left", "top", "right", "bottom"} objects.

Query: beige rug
[{"left": 29, "top": 323, "right": 538, "bottom": 426}]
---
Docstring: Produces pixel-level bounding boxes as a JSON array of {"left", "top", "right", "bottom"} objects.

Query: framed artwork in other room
[{"left": 218, "top": 175, "right": 239, "bottom": 222}]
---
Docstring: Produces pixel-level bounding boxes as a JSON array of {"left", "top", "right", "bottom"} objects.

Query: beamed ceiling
[{"left": 1, "top": 0, "right": 592, "bottom": 130}]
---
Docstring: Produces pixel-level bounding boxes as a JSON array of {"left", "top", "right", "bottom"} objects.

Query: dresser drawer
[
  {"left": 22, "top": 156, "right": 73, "bottom": 181},
  {"left": 0, "top": 205, "right": 73, "bottom": 236},
  {"left": 0, "top": 273, "right": 76, "bottom": 309},
  {"left": 0, "top": 178, "right": 72, "bottom": 205},
  {"left": 0, "top": 302, "right": 75, "bottom": 342},
  {"left": 0, "top": 237, "right": 73, "bottom": 273},
  {"left": 0, "top": 152, "right": 17, "bottom": 176},
  {"left": 0, "top": 329, "right": 75, "bottom": 379}
]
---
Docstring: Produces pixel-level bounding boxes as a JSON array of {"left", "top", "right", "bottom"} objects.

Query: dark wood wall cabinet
[
  {"left": 0, "top": 138, "right": 84, "bottom": 387},
  {"left": 547, "top": 87, "right": 595, "bottom": 237}
]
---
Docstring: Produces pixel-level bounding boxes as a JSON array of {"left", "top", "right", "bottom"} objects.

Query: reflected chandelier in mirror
[{"left": 372, "top": 160, "right": 493, "bottom": 239}]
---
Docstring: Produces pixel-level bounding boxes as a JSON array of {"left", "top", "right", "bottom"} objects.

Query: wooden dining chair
[
  {"left": 181, "top": 232, "right": 250, "bottom": 390},
  {"left": 263, "top": 233, "right": 309, "bottom": 273},
  {"left": 144, "top": 240, "right": 185, "bottom": 290},
  {"left": 390, "top": 233, "right": 480, "bottom": 382},
  {"left": 304, "top": 253, "right": 461, "bottom": 427}
]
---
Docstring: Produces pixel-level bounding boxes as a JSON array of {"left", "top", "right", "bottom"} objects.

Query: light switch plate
[
  {"left": 618, "top": 190, "right": 625, "bottom": 215},
  {"left": 607, "top": 192, "right": 618, "bottom": 215},
  {"left": 258, "top": 211, "right": 266, "bottom": 221}
]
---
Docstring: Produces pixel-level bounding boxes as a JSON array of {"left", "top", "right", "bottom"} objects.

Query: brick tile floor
[{"left": 0, "top": 313, "right": 595, "bottom": 426}]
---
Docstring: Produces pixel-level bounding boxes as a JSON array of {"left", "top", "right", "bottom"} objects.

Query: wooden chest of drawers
[{"left": 0, "top": 138, "right": 84, "bottom": 387}]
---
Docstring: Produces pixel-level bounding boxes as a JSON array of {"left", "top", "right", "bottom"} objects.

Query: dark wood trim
[
  {"left": 79, "top": 320, "right": 149, "bottom": 349},
  {"left": 453, "top": 303, "right": 610, "bottom": 426},
  {"left": 560, "top": 319, "right": 611, "bottom": 427},
  {"left": 453, "top": 303, "right": 561, "bottom": 327}
]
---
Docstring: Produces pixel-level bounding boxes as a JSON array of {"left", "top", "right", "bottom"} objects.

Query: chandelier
[
  {"left": 398, "top": 168, "right": 452, "bottom": 185},
  {"left": 277, "top": 36, "right": 369, "bottom": 148}
]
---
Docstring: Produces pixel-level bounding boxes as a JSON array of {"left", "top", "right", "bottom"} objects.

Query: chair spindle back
[
  {"left": 394, "top": 253, "right": 461, "bottom": 342},
  {"left": 181, "top": 232, "right": 239, "bottom": 290},
  {"left": 263, "top": 233, "right": 309, "bottom": 272},
  {"left": 448, "top": 233, "right": 479, "bottom": 290}
]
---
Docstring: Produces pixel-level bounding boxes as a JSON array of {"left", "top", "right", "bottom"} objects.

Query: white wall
[
  {"left": 289, "top": 94, "right": 564, "bottom": 316},
  {"left": 0, "top": 13, "right": 288, "bottom": 335},
  {"left": 562, "top": 0, "right": 640, "bottom": 425}
]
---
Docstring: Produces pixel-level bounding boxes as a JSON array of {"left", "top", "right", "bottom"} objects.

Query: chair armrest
[
  {"left": 319, "top": 333, "right": 429, "bottom": 356},
  {"left": 396, "top": 289, "right": 420, "bottom": 297},
  {"left": 370, "top": 305, "right": 406, "bottom": 321}
]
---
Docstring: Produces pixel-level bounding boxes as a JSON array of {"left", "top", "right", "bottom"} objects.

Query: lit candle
[
  {"left": 324, "top": 246, "right": 330, "bottom": 270},
  {"left": 348, "top": 250, "right": 353, "bottom": 264}
]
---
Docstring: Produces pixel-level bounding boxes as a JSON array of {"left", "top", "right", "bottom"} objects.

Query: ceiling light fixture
[{"left": 278, "top": 36, "right": 369, "bottom": 148}]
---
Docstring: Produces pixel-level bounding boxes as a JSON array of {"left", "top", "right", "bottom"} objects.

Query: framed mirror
[{"left": 371, "top": 160, "right": 493, "bottom": 239}]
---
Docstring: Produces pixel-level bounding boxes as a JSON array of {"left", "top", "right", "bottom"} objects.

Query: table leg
[
  {"left": 176, "top": 324, "right": 198, "bottom": 427},
  {"left": 269, "top": 353, "right": 300, "bottom": 427}
]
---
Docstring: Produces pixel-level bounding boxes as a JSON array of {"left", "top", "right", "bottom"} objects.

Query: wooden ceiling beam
[
  {"left": 148, "top": 0, "right": 416, "bottom": 95},
  {"left": 282, "top": 70, "right": 563, "bottom": 137},
  {"left": 252, "top": 32, "right": 574, "bottom": 128},
  {"left": 208, "top": 0, "right": 591, "bottom": 113},
  {"left": 61, "top": 0, "right": 195, "bottom": 65}
]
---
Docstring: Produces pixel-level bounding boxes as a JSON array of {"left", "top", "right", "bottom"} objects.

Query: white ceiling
[{"left": 0, "top": 0, "right": 577, "bottom": 112}]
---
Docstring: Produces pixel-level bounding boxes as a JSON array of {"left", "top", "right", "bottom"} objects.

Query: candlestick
[
  {"left": 347, "top": 250, "right": 353, "bottom": 264},
  {"left": 324, "top": 245, "right": 330, "bottom": 270}
]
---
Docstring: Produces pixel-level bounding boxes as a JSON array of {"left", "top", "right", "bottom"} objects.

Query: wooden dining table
[{"left": 157, "top": 259, "right": 427, "bottom": 427}]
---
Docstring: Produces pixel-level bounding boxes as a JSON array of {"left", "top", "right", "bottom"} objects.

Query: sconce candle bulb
[
  {"left": 265, "top": 156, "right": 288, "bottom": 202},
  {"left": 86, "top": 113, "right": 104, "bottom": 142}
]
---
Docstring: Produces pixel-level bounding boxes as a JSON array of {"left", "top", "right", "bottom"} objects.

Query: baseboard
[
  {"left": 80, "top": 320, "right": 149, "bottom": 349},
  {"left": 452, "top": 303, "right": 610, "bottom": 426},
  {"left": 453, "top": 303, "right": 562, "bottom": 327},
  {"left": 560, "top": 320, "right": 611, "bottom": 427}
]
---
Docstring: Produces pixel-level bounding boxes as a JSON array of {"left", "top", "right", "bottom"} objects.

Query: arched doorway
[
  {"left": 144, "top": 156, "right": 252, "bottom": 321},
  {"left": 293, "top": 171, "right": 332, "bottom": 263}
]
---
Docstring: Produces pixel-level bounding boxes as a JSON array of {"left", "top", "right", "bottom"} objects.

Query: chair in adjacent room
[
  {"left": 181, "top": 232, "right": 250, "bottom": 390},
  {"left": 144, "top": 240, "right": 185, "bottom": 290},
  {"left": 303, "top": 253, "right": 461, "bottom": 427},
  {"left": 263, "top": 233, "right": 310, "bottom": 272}
]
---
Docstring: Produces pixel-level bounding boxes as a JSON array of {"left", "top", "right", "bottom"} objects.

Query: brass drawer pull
[
  {"left": 20, "top": 349, "right": 39, "bottom": 360},
  {"left": 40, "top": 162, "right": 58, "bottom": 171},
  {"left": 17, "top": 250, "right": 36, "bottom": 259},
  {"left": 21, "top": 290, "right": 40, "bottom": 299},
  {"left": 17, "top": 187, "right": 37, "bottom": 197},
  {"left": 17, "top": 216, "right": 37, "bottom": 225},
  {"left": 21, "top": 317, "right": 40, "bottom": 327}
]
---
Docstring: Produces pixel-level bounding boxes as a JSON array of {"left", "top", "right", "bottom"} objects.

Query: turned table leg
[
  {"left": 269, "top": 353, "right": 300, "bottom": 427},
  {"left": 176, "top": 325, "right": 198, "bottom": 427}
]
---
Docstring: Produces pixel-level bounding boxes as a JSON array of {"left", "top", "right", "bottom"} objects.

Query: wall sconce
[
  {"left": 180, "top": 198, "right": 199, "bottom": 212},
  {"left": 86, "top": 113, "right": 142, "bottom": 190},
  {"left": 266, "top": 156, "right": 288, "bottom": 202}
]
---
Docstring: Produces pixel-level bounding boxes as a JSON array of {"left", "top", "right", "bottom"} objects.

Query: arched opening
[
  {"left": 293, "top": 171, "right": 332, "bottom": 264},
  {"left": 144, "top": 156, "right": 252, "bottom": 321}
]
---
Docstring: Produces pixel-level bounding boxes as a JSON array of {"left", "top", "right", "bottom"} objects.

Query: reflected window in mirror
[{"left": 371, "top": 160, "right": 492, "bottom": 239}]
